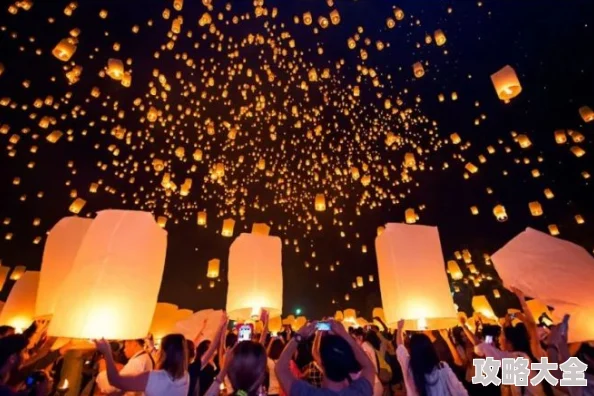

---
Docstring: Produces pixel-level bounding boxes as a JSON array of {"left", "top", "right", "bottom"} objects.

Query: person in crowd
[
  {"left": 95, "top": 339, "right": 154, "bottom": 395},
  {"left": 0, "top": 334, "right": 50, "bottom": 396},
  {"left": 267, "top": 338, "right": 285, "bottom": 396},
  {"left": 95, "top": 334, "right": 189, "bottom": 396},
  {"left": 276, "top": 320, "right": 375, "bottom": 396},
  {"left": 299, "top": 338, "right": 323, "bottom": 388},
  {"left": 354, "top": 328, "right": 384, "bottom": 396},
  {"left": 188, "top": 315, "right": 228, "bottom": 396},
  {"left": 204, "top": 340, "right": 267, "bottom": 396},
  {"left": 0, "top": 328, "right": 15, "bottom": 340},
  {"left": 396, "top": 319, "right": 468, "bottom": 396}
]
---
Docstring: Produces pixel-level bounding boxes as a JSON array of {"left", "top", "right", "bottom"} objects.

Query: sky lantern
[
  {"left": 376, "top": 224, "right": 458, "bottom": 330},
  {"left": 544, "top": 188, "right": 554, "bottom": 199},
  {"left": 318, "top": 16, "right": 329, "bottom": 28},
  {"left": 412, "top": 62, "right": 425, "bottom": 78},
  {"left": 221, "top": 219, "right": 235, "bottom": 237},
  {"left": 149, "top": 302, "right": 179, "bottom": 343},
  {"left": 68, "top": 198, "right": 86, "bottom": 214},
  {"left": 447, "top": 260, "right": 463, "bottom": 280},
  {"left": 386, "top": 17, "right": 395, "bottom": 28},
  {"left": 52, "top": 38, "right": 77, "bottom": 61},
  {"left": 356, "top": 276, "right": 364, "bottom": 287},
  {"left": 36, "top": 217, "right": 92, "bottom": 318},
  {"left": 472, "top": 295, "right": 496, "bottom": 320},
  {"left": 528, "top": 201, "right": 543, "bottom": 217},
  {"left": 157, "top": 216, "right": 168, "bottom": 228},
  {"left": 106, "top": 59, "right": 124, "bottom": 80},
  {"left": 393, "top": 7, "right": 404, "bottom": 20},
  {"left": 450, "top": 133, "right": 461, "bottom": 144},
  {"left": 0, "top": 271, "right": 40, "bottom": 332},
  {"left": 548, "top": 224, "right": 560, "bottom": 236},
  {"left": 405, "top": 208, "right": 417, "bottom": 224},
  {"left": 207, "top": 259, "right": 220, "bottom": 278},
  {"left": 48, "top": 210, "right": 167, "bottom": 340},
  {"left": 268, "top": 316, "right": 282, "bottom": 335},
  {"left": 493, "top": 205, "right": 508, "bottom": 222},
  {"left": 330, "top": 9, "right": 340, "bottom": 25},
  {"left": 197, "top": 211, "right": 207, "bottom": 226},
  {"left": 470, "top": 206, "right": 479, "bottom": 215},
  {"left": 434, "top": 29, "right": 446, "bottom": 46},
  {"left": 226, "top": 233, "right": 282, "bottom": 320},
  {"left": 173, "top": 0, "right": 183, "bottom": 11},
  {"left": 315, "top": 194, "right": 326, "bottom": 211},
  {"left": 578, "top": 106, "right": 594, "bottom": 122},
  {"left": 570, "top": 146, "right": 585, "bottom": 157},
  {"left": 490, "top": 65, "right": 522, "bottom": 102},
  {"left": 516, "top": 134, "right": 532, "bottom": 148},
  {"left": 575, "top": 215, "right": 585, "bottom": 225},
  {"left": 302, "top": 12, "right": 312, "bottom": 25},
  {"left": 554, "top": 130, "right": 567, "bottom": 144},
  {"left": 10, "top": 265, "right": 26, "bottom": 281},
  {"left": 251, "top": 223, "right": 270, "bottom": 236}
]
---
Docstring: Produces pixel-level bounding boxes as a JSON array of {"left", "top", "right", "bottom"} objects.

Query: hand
[
  {"left": 94, "top": 338, "right": 112, "bottom": 356},
  {"left": 459, "top": 315, "right": 467, "bottom": 326},
  {"left": 220, "top": 313, "right": 229, "bottom": 327},
  {"left": 397, "top": 319, "right": 405, "bottom": 331},
  {"left": 510, "top": 286, "right": 525, "bottom": 300},
  {"left": 297, "top": 322, "right": 317, "bottom": 338},
  {"left": 260, "top": 309, "right": 269, "bottom": 324},
  {"left": 438, "top": 329, "right": 449, "bottom": 340}
]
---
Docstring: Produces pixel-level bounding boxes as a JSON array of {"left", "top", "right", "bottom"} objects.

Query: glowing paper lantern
[
  {"left": 226, "top": 233, "right": 282, "bottom": 320},
  {"left": 517, "top": 134, "right": 532, "bottom": 148},
  {"left": 68, "top": 198, "right": 86, "bottom": 214},
  {"left": 292, "top": 316, "right": 307, "bottom": 331},
  {"left": 412, "top": 62, "right": 425, "bottom": 78},
  {"left": 579, "top": 106, "right": 594, "bottom": 122},
  {"left": 404, "top": 208, "right": 417, "bottom": 224},
  {"left": 197, "top": 211, "right": 207, "bottom": 226},
  {"left": 314, "top": 194, "right": 326, "bottom": 211},
  {"left": 447, "top": 260, "right": 463, "bottom": 280},
  {"left": 554, "top": 130, "right": 567, "bottom": 144},
  {"left": 36, "top": 217, "right": 92, "bottom": 318},
  {"left": 493, "top": 205, "right": 508, "bottom": 222},
  {"left": 356, "top": 276, "right": 364, "bottom": 287},
  {"left": 207, "top": 259, "right": 220, "bottom": 278},
  {"left": 149, "top": 302, "right": 179, "bottom": 342},
  {"left": 434, "top": 29, "right": 446, "bottom": 46},
  {"left": 376, "top": 224, "right": 457, "bottom": 330},
  {"left": 10, "top": 266, "right": 26, "bottom": 281},
  {"left": 251, "top": 223, "right": 270, "bottom": 236},
  {"left": 528, "top": 202, "right": 543, "bottom": 217},
  {"left": 570, "top": 146, "right": 585, "bottom": 157},
  {"left": 0, "top": 271, "right": 40, "bottom": 331},
  {"left": 472, "top": 295, "right": 496, "bottom": 320},
  {"left": 106, "top": 59, "right": 124, "bottom": 81},
  {"left": 329, "top": 9, "right": 340, "bottom": 25},
  {"left": 490, "top": 65, "right": 522, "bottom": 102},
  {"left": 548, "top": 224, "right": 560, "bottom": 236},
  {"left": 0, "top": 266, "right": 10, "bottom": 291},
  {"left": 52, "top": 39, "right": 77, "bottom": 61},
  {"left": 48, "top": 210, "right": 167, "bottom": 340},
  {"left": 221, "top": 218, "right": 235, "bottom": 237},
  {"left": 269, "top": 316, "right": 282, "bottom": 335}
]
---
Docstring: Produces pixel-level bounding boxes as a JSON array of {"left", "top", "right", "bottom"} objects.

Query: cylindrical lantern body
[
  {"left": 490, "top": 65, "right": 522, "bottom": 101},
  {"left": 447, "top": 260, "right": 463, "bottom": 280},
  {"left": 226, "top": 233, "right": 282, "bottom": 321},
  {"left": 314, "top": 194, "right": 326, "bottom": 211},
  {"left": 10, "top": 265, "right": 26, "bottom": 281},
  {"left": 106, "top": 59, "right": 124, "bottom": 81},
  {"left": 472, "top": 295, "right": 496, "bottom": 320},
  {"left": 197, "top": 211, "right": 207, "bottom": 226},
  {"left": 149, "top": 302, "right": 179, "bottom": 343},
  {"left": 48, "top": 210, "right": 167, "bottom": 340},
  {"left": 356, "top": 276, "right": 364, "bottom": 287},
  {"left": 375, "top": 223, "right": 457, "bottom": 330},
  {"left": 251, "top": 223, "right": 270, "bottom": 236},
  {"left": 412, "top": 62, "right": 425, "bottom": 78},
  {"left": 0, "top": 266, "right": 10, "bottom": 292},
  {"left": 0, "top": 271, "right": 40, "bottom": 331},
  {"left": 222, "top": 218, "right": 235, "bottom": 237},
  {"left": 579, "top": 106, "right": 594, "bottom": 123},
  {"left": 36, "top": 217, "right": 92, "bottom": 318},
  {"left": 207, "top": 259, "right": 220, "bottom": 278}
]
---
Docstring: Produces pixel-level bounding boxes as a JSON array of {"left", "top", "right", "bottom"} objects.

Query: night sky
[{"left": 0, "top": 0, "right": 593, "bottom": 320}]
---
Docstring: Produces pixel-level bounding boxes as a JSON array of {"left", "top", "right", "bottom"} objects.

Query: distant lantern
[
  {"left": 173, "top": 0, "right": 183, "bottom": 11},
  {"left": 344, "top": 294, "right": 350, "bottom": 301},
  {"left": 579, "top": 106, "right": 594, "bottom": 122},
  {"left": 376, "top": 224, "right": 458, "bottom": 330},
  {"left": 330, "top": 10, "right": 340, "bottom": 25},
  {"left": 405, "top": 208, "right": 417, "bottom": 224},
  {"left": 450, "top": 133, "right": 461, "bottom": 144},
  {"left": 302, "top": 12, "right": 312, "bottom": 25},
  {"left": 544, "top": 188, "right": 554, "bottom": 199},
  {"left": 570, "top": 146, "right": 585, "bottom": 158},
  {"left": 447, "top": 260, "right": 463, "bottom": 280},
  {"left": 197, "top": 211, "right": 207, "bottom": 226},
  {"left": 52, "top": 39, "right": 77, "bottom": 62},
  {"left": 554, "top": 130, "right": 567, "bottom": 144},
  {"left": 404, "top": 152, "right": 416, "bottom": 168},
  {"left": 470, "top": 206, "right": 479, "bottom": 215},
  {"left": 548, "top": 224, "right": 560, "bottom": 236},
  {"left": 68, "top": 198, "right": 86, "bottom": 214},
  {"left": 356, "top": 276, "right": 364, "bottom": 287},
  {"left": 0, "top": 271, "right": 40, "bottom": 331},
  {"left": 493, "top": 289, "right": 501, "bottom": 299},
  {"left": 517, "top": 134, "right": 532, "bottom": 149},
  {"left": 226, "top": 233, "right": 283, "bottom": 320},
  {"left": 315, "top": 194, "right": 326, "bottom": 211},
  {"left": 413, "top": 62, "right": 425, "bottom": 78},
  {"left": 393, "top": 7, "right": 404, "bottom": 20},
  {"left": 222, "top": 218, "right": 235, "bottom": 237},
  {"left": 493, "top": 205, "right": 508, "bottom": 222},
  {"left": 570, "top": 130, "right": 585, "bottom": 143},
  {"left": 362, "top": 245, "right": 367, "bottom": 253},
  {"left": 171, "top": 16, "right": 183, "bottom": 34},
  {"left": 48, "top": 210, "right": 167, "bottom": 340},
  {"left": 575, "top": 215, "right": 585, "bottom": 225},
  {"left": 434, "top": 29, "right": 446, "bottom": 46},
  {"left": 491, "top": 65, "right": 522, "bottom": 102},
  {"left": 462, "top": 250, "right": 472, "bottom": 264},
  {"left": 10, "top": 265, "right": 26, "bottom": 281},
  {"left": 147, "top": 107, "right": 158, "bottom": 122},
  {"left": 318, "top": 16, "right": 329, "bottom": 28},
  {"left": 347, "top": 37, "right": 356, "bottom": 49},
  {"left": 386, "top": 17, "right": 395, "bottom": 29},
  {"left": 472, "top": 295, "right": 496, "bottom": 319},
  {"left": 368, "top": 274, "right": 374, "bottom": 282},
  {"left": 121, "top": 72, "right": 132, "bottom": 87},
  {"left": 106, "top": 58, "right": 124, "bottom": 80},
  {"left": 361, "top": 175, "right": 371, "bottom": 187},
  {"left": 465, "top": 163, "right": 478, "bottom": 174},
  {"left": 193, "top": 149, "right": 203, "bottom": 161},
  {"left": 529, "top": 202, "right": 543, "bottom": 217},
  {"left": 157, "top": 216, "right": 168, "bottom": 228},
  {"left": 251, "top": 223, "right": 270, "bottom": 236},
  {"left": 207, "top": 259, "right": 220, "bottom": 278},
  {"left": 36, "top": 217, "right": 92, "bottom": 319}
]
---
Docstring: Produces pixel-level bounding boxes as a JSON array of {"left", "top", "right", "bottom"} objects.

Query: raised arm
[
  {"left": 276, "top": 322, "right": 316, "bottom": 395},
  {"left": 511, "top": 287, "right": 546, "bottom": 360},
  {"left": 193, "top": 319, "right": 209, "bottom": 345},
  {"left": 330, "top": 320, "right": 375, "bottom": 387},
  {"left": 201, "top": 314, "right": 229, "bottom": 369},
  {"left": 438, "top": 329, "right": 464, "bottom": 367},
  {"left": 259, "top": 310, "right": 269, "bottom": 346},
  {"left": 459, "top": 316, "right": 479, "bottom": 347},
  {"left": 95, "top": 339, "right": 149, "bottom": 392}
]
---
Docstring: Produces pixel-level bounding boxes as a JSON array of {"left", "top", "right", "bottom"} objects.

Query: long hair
[
  {"left": 228, "top": 341, "right": 267, "bottom": 396},
  {"left": 267, "top": 338, "right": 284, "bottom": 361},
  {"left": 158, "top": 334, "right": 188, "bottom": 380},
  {"left": 196, "top": 339, "right": 212, "bottom": 362},
  {"left": 409, "top": 333, "right": 440, "bottom": 396}
]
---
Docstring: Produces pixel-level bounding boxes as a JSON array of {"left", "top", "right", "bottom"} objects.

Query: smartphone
[
  {"left": 238, "top": 324, "right": 253, "bottom": 342},
  {"left": 316, "top": 322, "right": 331, "bottom": 331},
  {"left": 559, "top": 314, "right": 570, "bottom": 337},
  {"left": 485, "top": 335, "right": 493, "bottom": 344}
]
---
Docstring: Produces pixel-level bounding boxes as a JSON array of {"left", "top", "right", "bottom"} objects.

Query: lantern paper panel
[
  {"left": 207, "top": 259, "right": 220, "bottom": 278},
  {"left": 175, "top": 309, "right": 225, "bottom": 342},
  {"left": 48, "top": 210, "right": 167, "bottom": 340},
  {"left": 375, "top": 223, "right": 457, "bottom": 330},
  {"left": 149, "top": 302, "right": 179, "bottom": 342},
  {"left": 226, "top": 233, "right": 283, "bottom": 321},
  {"left": 490, "top": 65, "right": 522, "bottom": 102},
  {"left": 36, "top": 217, "right": 92, "bottom": 318},
  {"left": 472, "top": 295, "right": 496, "bottom": 319},
  {"left": 0, "top": 271, "right": 40, "bottom": 331}
]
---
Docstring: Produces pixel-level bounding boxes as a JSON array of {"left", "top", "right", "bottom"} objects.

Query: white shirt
[
  {"left": 361, "top": 342, "right": 383, "bottom": 396},
  {"left": 96, "top": 351, "right": 154, "bottom": 396},
  {"left": 145, "top": 370, "right": 190, "bottom": 396},
  {"left": 267, "top": 358, "right": 280, "bottom": 395}
]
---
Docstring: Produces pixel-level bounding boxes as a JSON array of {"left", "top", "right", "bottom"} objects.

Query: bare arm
[
  {"left": 100, "top": 342, "right": 150, "bottom": 392},
  {"left": 396, "top": 320, "right": 404, "bottom": 347},
  {"left": 439, "top": 329, "right": 464, "bottom": 367},
  {"left": 459, "top": 317, "right": 479, "bottom": 347},
  {"left": 259, "top": 310, "right": 269, "bottom": 346},
  {"left": 511, "top": 287, "right": 546, "bottom": 360},
  {"left": 201, "top": 316, "right": 229, "bottom": 369},
  {"left": 193, "top": 319, "right": 208, "bottom": 345}
]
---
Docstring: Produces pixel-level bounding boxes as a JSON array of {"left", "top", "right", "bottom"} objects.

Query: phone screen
[
  {"left": 238, "top": 325, "right": 252, "bottom": 342},
  {"left": 316, "top": 322, "right": 331, "bottom": 331},
  {"left": 485, "top": 335, "right": 493, "bottom": 344}
]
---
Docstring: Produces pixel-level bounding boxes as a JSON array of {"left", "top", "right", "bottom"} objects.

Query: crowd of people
[{"left": 0, "top": 288, "right": 592, "bottom": 396}]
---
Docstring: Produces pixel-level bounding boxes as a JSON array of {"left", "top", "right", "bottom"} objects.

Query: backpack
[{"left": 374, "top": 350, "right": 393, "bottom": 384}]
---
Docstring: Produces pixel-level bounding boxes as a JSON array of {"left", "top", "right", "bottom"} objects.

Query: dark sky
[{"left": 0, "top": 0, "right": 593, "bottom": 320}]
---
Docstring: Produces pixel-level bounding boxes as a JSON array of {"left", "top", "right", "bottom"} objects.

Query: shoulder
[
  {"left": 290, "top": 379, "right": 321, "bottom": 396},
  {"left": 349, "top": 377, "right": 374, "bottom": 395}
]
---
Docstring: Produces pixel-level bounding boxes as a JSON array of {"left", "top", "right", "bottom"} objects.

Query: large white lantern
[
  {"left": 226, "top": 233, "right": 283, "bottom": 320},
  {"left": 48, "top": 210, "right": 167, "bottom": 340},
  {"left": 149, "top": 302, "right": 179, "bottom": 342},
  {"left": 36, "top": 217, "right": 92, "bottom": 318},
  {"left": 375, "top": 223, "right": 457, "bottom": 330},
  {"left": 0, "top": 271, "right": 40, "bottom": 332}
]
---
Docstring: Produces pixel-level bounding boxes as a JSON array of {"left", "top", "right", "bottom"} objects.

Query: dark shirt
[{"left": 188, "top": 361, "right": 217, "bottom": 396}]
